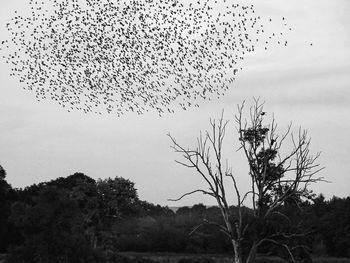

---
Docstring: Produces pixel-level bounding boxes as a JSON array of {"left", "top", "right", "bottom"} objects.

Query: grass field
[
  {"left": 119, "top": 252, "right": 350, "bottom": 263},
  {"left": 0, "top": 254, "right": 7, "bottom": 263},
  {"left": 1, "top": 252, "right": 350, "bottom": 263}
]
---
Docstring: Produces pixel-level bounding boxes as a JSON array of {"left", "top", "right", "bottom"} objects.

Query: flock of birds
[{"left": 0, "top": 0, "right": 291, "bottom": 116}]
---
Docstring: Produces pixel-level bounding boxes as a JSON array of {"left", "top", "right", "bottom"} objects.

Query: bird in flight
[{"left": 1, "top": 0, "right": 292, "bottom": 116}]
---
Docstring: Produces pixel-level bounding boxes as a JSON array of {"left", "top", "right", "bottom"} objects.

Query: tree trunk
[
  {"left": 232, "top": 239, "right": 243, "bottom": 263},
  {"left": 245, "top": 242, "right": 257, "bottom": 263}
]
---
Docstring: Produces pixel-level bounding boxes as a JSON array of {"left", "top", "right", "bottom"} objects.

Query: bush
[
  {"left": 178, "top": 256, "right": 215, "bottom": 263},
  {"left": 112, "top": 254, "right": 157, "bottom": 263},
  {"left": 254, "top": 257, "right": 287, "bottom": 263}
]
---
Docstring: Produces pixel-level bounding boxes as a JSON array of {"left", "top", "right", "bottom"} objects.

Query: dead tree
[{"left": 168, "top": 98, "right": 324, "bottom": 263}]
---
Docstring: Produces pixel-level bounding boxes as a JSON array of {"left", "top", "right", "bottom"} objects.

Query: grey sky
[{"left": 0, "top": 0, "right": 349, "bottom": 206}]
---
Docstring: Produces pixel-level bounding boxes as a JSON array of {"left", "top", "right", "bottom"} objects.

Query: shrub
[{"left": 178, "top": 256, "right": 215, "bottom": 263}]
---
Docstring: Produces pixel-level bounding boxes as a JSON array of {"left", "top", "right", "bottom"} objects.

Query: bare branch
[
  {"left": 168, "top": 189, "right": 214, "bottom": 202},
  {"left": 259, "top": 239, "right": 296, "bottom": 263},
  {"left": 189, "top": 219, "right": 231, "bottom": 238}
]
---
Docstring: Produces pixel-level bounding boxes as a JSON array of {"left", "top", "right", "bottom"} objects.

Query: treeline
[{"left": 1, "top": 166, "right": 350, "bottom": 262}]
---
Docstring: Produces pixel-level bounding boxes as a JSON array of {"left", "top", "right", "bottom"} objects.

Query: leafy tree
[
  {"left": 0, "top": 165, "right": 6, "bottom": 179},
  {"left": 9, "top": 185, "right": 104, "bottom": 263},
  {"left": 138, "top": 200, "right": 175, "bottom": 217},
  {"left": 97, "top": 177, "right": 139, "bottom": 220},
  {"left": 311, "top": 196, "right": 350, "bottom": 257},
  {"left": 0, "top": 165, "right": 19, "bottom": 252}
]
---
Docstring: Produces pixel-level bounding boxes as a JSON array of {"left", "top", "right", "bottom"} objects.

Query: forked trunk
[{"left": 232, "top": 240, "right": 258, "bottom": 263}]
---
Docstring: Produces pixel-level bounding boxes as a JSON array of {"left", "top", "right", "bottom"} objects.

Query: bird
[{"left": 0, "top": 0, "right": 293, "bottom": 116}]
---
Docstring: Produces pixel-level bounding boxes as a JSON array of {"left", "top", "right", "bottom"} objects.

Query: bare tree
[{"left": 168, "top": 98, "right": 324, "bottom": 263}]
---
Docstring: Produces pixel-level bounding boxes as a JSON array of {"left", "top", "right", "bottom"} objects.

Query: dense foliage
[{"left": 0, "top": 166, "right": 349, "bottom": 262}]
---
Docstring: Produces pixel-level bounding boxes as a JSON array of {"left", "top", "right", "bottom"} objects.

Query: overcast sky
[{"left": 0, "top": 0, "right": 349, "bottom": 206}]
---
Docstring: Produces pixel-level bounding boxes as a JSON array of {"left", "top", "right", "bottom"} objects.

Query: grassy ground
[
  {"left": 1, "top": 252, "right": 350, "bottom": 262},
  {"left": 119, "top": 252, "right": 350, "bottom": 263},
  {"left": 0, "top": 254, "right": 7, "bottom": 263},
  {"left": 312, "top": 258, "right": 350, "bottom": 263}
]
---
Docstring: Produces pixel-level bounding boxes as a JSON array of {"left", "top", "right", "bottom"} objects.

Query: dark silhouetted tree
[
  {"left": 168, "top": 98, "right": 324, "bottom": 263},
  {"left": 0, "top": 165, "right": 19, "bottom": 252}
]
